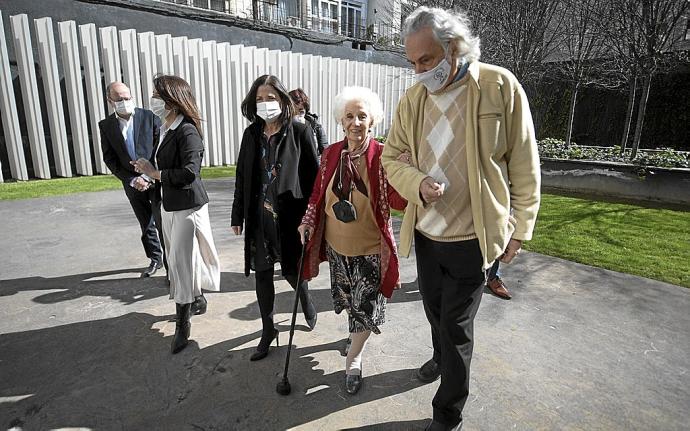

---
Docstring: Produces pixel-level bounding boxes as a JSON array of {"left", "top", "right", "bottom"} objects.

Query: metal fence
[{"left": 0, "top": 10, "right": 414, "bottom": 181}]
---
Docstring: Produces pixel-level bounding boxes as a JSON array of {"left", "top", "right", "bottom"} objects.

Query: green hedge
[{"left": 538, "top": 138, "right": 689, "bottom": 169}]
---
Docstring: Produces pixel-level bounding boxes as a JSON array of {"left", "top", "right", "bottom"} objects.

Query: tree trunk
[
  {"left": 620, "top": 76, "right": 636, "bottom": 155},
  {"left": 565, "top": 81, "right": 579, "bottom": 147},
  {"left": 630, "top": 74, "right": 652, "bottom": 160}
]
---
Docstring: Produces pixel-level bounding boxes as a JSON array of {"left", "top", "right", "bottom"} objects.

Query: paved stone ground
[{"left": 0, "top": 179, "right": 688, "bottom": 431}]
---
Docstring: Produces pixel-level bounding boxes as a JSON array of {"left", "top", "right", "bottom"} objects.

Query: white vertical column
[
  {"left": 231, "top": 44, "right": 247, "bottom": 160},
  {"left": 79, "top": 23, "right": 108, "bottom": 174},
  {"left": 188, "top": 38, "right": 208, "bottom": 166},
  {"left": 99, "top": 26, "right": 121, "bottom": 115},
  {"left": 301, "top": 54, "right": 312, "bottom": 101},
  {"left": 254, "top": 47, "right": 267, "bottom": 77},
  {"left": 217, "top": 43, "right": 232, "bottom": 165},
  {"left": 202, "top": 40, "right": 220, "bottom": 165},
  {"left": 291, "top": 52, "right": 302, "bottom": 91},
  {"left": 155, "top": 34, "right": 174, "bottom": 75},
  {"left": 0, "top": 12, "right": 27, "bottom": 181},
  {"left": 59, "top": 20, "right": 92, "bottom": 176},
  {"left": 11, "top": 14, "right": 50, "bottom": 179},
  {"left": 119, "top": 29, "right": 142, "bottom": 108},
  {"left": 138, "top": 32, "right": 157, "bottom": 109},
  {"left": 35, "top": 17, "right": 71, "bottom": 178},
  {"left": 171, "top": 36, "right": 189, "bottom": 81}
]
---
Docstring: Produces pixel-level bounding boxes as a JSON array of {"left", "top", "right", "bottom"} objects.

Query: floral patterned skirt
[{"left": 326, "top": 245, "right": 386, "bottom": 334}]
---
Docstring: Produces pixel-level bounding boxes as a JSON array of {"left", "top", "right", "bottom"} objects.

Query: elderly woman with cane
[
  {"left": 231, "top": 75, "right": 319, "bottom": 362},
  {"left": 298, "top": 86, "right": 407, "bottom": 394}
]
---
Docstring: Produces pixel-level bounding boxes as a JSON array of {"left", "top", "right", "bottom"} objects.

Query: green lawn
[
  {"left": 393, "top": 194, "right": 689, "bottom": 288},
  {"left": 524, "top": 194, "right": 690, "bottom": 288},
  {"left": 0, "top": 166, "right": 236, "bottom": 200}
]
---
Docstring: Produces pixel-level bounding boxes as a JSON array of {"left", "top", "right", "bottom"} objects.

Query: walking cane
[{"left": 276, "top": 231, "right": 310, "bottom": 396}]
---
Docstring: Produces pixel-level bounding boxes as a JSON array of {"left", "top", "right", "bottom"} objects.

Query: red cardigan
[{"left": 301, "top": 138, "right": 407, "bottom": 298}]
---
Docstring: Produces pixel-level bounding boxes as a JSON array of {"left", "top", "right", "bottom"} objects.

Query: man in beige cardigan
[{"left": 382, "top": 7, "right": 541, "bottom": 431}]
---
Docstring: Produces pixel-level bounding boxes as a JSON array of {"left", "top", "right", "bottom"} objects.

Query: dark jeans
[
  {"left": 123, "top": 184, "right": 164, "bottom": 266},
  {"left": 255, "top": 267, "right": 312, "bottom": 329},
  {"left": 415, "top": 231, "right": 485, "bottom": 426}
]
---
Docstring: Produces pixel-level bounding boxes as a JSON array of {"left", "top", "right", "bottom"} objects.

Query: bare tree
[
  {"left": 605, "top": 0, "right": 689, "bottom": 158},
  {"left": 555, "top": 0, "right": 610, "bottom": 146},
  {"left": 484, "top": 0, "right": 566, "bottom": 85}
]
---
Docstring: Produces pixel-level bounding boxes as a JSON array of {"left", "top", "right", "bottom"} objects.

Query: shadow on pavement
[
  {"left": 0, "top": 268, "right": 169, "bottom": 305},
  {"left": 1, "top": 301, "right": 427, "bottom": 429}
]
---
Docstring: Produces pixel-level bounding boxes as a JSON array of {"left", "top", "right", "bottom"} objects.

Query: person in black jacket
[
  {"left": 231, "top": 75, "right": 319, "bottom": 361},
  {"left": 289, "top": 88, "right": 329, "bottom": 154},
  {"left": 99, "top": 82, "right": 164, "bottom": 278},
  {"left": 132, "top": 75, "right": 220, "bottom": 354}
]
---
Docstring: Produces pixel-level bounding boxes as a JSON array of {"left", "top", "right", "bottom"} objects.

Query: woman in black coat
[
  {"left": 132, "top": 75, "right": 220, "bottom": 355},
  {"left": 231, "top": 75, "right": 319, "bottom": 361}
]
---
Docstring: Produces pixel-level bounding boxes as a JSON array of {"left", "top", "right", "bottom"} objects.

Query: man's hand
[
  {"left": 297, "top": 224, "right": 313, "bottom": 245},
  {"left": 132, "top": 176, "right": 151, "bottom": 192},
  {"left": 419, "top": 176, "right": 444, "bottom": 204},
  {"left": 499, "top": 238, "right": 523, "bottom": 264},
  {"left": 231, "top": 226, "right": 243, "bottom": 235}
]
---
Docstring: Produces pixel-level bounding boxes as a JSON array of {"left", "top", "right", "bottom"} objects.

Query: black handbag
[{"left": 332, "top": 198, "right": 357, "bottom": 223}]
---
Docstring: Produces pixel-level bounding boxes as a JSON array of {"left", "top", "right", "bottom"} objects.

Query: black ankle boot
[
  {"left": 250, "top": 326, "right": 279, "bottom": 361},
  {"left": 171, "top": 303, "right": 192, "bottom": 354},
  {"left": 191, "top": 294, "right": 207, "bottom": 315}
]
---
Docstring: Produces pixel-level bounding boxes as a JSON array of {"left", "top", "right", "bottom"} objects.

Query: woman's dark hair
[
  {"left": 288, "top": 88, "right": 310, "bottom": 113},
  {"left": 153, "top": 74, "right": 203, "bottom": 138},
  {"left": 241, "top": 75, "right": 295, "bottom": 125}
]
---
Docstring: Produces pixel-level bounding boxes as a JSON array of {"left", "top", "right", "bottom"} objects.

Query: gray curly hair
[{"left": 402, "top": 6, "right": 481, "bottom": 63}]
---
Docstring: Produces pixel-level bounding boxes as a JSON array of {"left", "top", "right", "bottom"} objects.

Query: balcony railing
[{"left": 154, "top": 0, "right": 402, "bottom": 46}]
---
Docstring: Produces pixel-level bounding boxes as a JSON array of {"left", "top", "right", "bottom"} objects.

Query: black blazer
[
  {"left": 99, "top": 108, "right": 160, "bottom": 183},
  {"left": 154, "top": 118, "right": 209, "bottom": 212},
  {"left": 231, "top": 119, "right": 319, "bottom": 276}
]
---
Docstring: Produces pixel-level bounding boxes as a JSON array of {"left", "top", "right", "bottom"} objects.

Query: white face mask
[
  {"left": 114, "top": 99, "right": 135, "bottom": 116},
  {"left": 256, "top": 101, "right": 282, "bottom": 123},
  {"left": 295, "top": 114, "right": 306, "bottom": 124},
  {"left": 416, "top": 57, "right": 453, "bottom": 93},
  {"left": 149, "top": 97, "right": 170, "bottom": 121}
]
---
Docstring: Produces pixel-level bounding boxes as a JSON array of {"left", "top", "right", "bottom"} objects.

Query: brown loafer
[{"left": 487, "top": 277, "right": 512, "bottom": 299}]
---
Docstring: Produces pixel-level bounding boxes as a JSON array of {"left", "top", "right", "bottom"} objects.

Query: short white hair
[
  {"left": 332, "top": 86, "right": 384, "bottom": 127},
  {"left": 402, "top": 6, "right": 481, "bottom": 63}
]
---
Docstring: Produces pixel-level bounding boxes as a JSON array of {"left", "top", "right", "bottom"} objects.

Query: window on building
[
  {"left": 309, "top": 0, "right": 338, "bottom": 34},
  {"left": 685, "top": 18, "right": 690, "bottom": 40},
  {"left": 159, "top": 0, "right": 227, "bottom": 13},
  {"left": 340, "top": 0, "right": 363, "bottom": 38}
]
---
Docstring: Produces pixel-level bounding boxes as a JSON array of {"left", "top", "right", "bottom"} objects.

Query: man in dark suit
[{"left": 99, "top": 81, "right": 164, "bottom": 277}]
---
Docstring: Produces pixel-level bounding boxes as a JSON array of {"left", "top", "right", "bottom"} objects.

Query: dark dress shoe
[
  {"left": 141, "top": 260, "right": 163, "bottom": 278},
  {"left": 416, "top": 358, "right": 441, "bottom": 383},
  {"left": 171, "top": 303, "right": 192, "bottom": 354},
  {"left": 345, "top": 371, "right": 362, "bottom": 394},
  {"left": 425, "top": 419, "right": 462, "bottom": 431},
  {"left": 250, "top": 327, "right": 279, "bottom": 361},
  {"left": 487, "top": 277, "right": 512, "bottom": 299},
  {"left": 191, "top": 295, "right": 207, "bottom": 315}
]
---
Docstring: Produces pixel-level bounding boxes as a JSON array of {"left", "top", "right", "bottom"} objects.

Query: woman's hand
[
  {"left": 231, "top": 225, "right": 243, "bottom": 235},
  {"left": 397, "top": 151, "right": 412, "bottom": 166},
  {"left": 130, "top": 158, "right": 159, "bottom": 179},
  {"left": 298, "top": 224, "right": 313, "bottom": 245}
]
